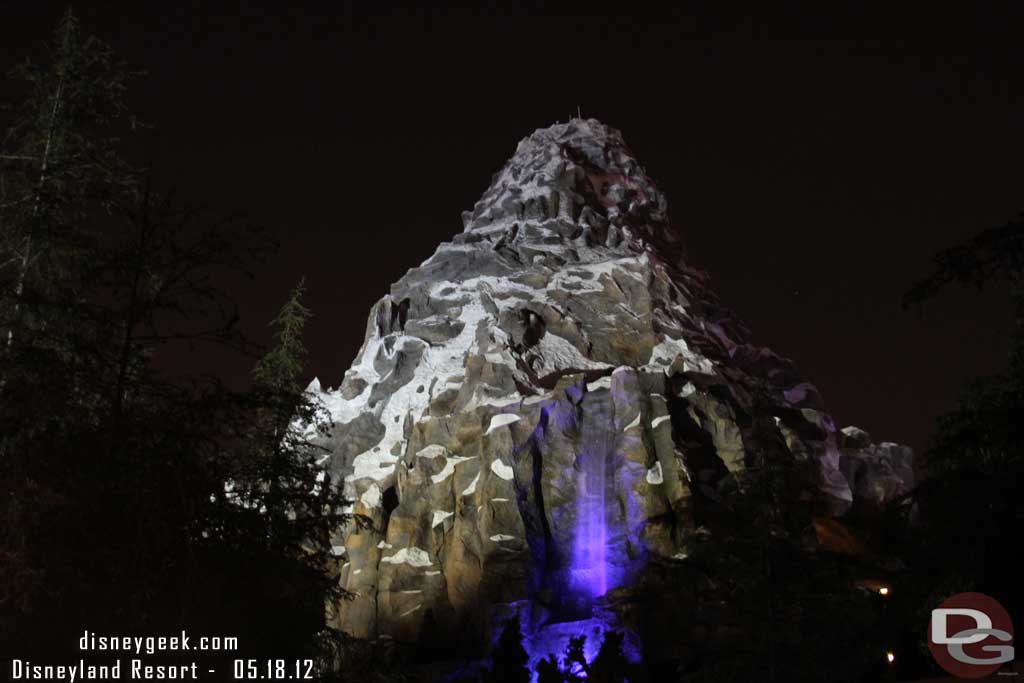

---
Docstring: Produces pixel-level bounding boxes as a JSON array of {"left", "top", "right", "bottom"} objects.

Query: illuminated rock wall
[{"left": 308, "top": 119, "right": 914, "bottom": 660}]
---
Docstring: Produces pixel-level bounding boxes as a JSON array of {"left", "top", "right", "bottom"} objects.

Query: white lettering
[
  {"left": 931, "top": 608, "right": 992, "bottom": 645},
  {"left": 131, "top": 660, "right": 199, "bottom": 679}
]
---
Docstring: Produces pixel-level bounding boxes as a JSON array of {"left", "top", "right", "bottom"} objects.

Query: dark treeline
[
  {"left": 0, "top": 10, "right": 352, "bottom": 675},
  {"left": 890, "top": 214, "right": 1024, "bottom": 673},
  {"left": 2, "top": 11, "right": 1021, "bottom": 683}
]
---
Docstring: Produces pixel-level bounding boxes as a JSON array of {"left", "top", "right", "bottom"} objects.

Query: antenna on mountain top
[{"left": 577, "top": 105, "right": 582, "bottom": 119}]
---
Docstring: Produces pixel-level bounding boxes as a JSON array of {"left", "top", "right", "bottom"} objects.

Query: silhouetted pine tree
[
  {"left": 0, "top": 9, "right": 149, "bottom": 649},
  {"left": 532, "top": 631, "right": 634, "bottom": 683},
  {"left": 0, "top": 14, "right": 351, "bottom": 672},
  {"left": 562, "top": 635, "right": 589, "bottom": 683},
  {"left": 487, "top": 616, "right": 531, "bottom": 683},
  {"left": 205, "top": 278, "right": 352, "bottom": 662},
  {"left": 589, "top": 631, "right": 630, "bottom": 683},
  {"left": 0, "top": 8, "right": 140, "bottom": 364},
  {"left": 535, "top": 654, "right": 565, "bottom": 683}
]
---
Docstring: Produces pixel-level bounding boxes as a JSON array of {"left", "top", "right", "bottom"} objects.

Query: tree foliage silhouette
[
  {"left": 487, "top": 616, "right": 530, "bottom": 683},
  {"left": 0, "top": 8, "right": 141, "bottom": 361},
  {"left": 0, "top": 13, "right": 351, "bottom": 671},
  {"left": 530, "top": 631, "right": 632, "bottom": 683},
  {"left": 896, "top": 213, "right": 1024, "bottom": 668}
]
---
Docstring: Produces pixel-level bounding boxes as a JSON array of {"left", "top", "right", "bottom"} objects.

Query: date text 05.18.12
[{"left": 233, "top": 659, "right": 314, "bottom": 680}]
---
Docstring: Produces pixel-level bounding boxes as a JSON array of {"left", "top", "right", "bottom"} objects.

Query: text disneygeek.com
[{"left": 9, "top": 631, "right": 316, "bottom": 680}]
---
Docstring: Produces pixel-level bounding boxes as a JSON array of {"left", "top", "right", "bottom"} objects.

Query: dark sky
[{"left": 2, "top": 2, "right": 1022, "bottom": 455}]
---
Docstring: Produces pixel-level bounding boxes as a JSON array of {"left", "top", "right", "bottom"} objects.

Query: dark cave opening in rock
[{"left": 382, "top": 485, "right": 399, "bottom": 518}]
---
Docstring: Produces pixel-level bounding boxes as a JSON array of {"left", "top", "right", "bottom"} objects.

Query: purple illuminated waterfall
[
  {"left": 562, "top": 388, "right": 632, "bottom": 604},
  {"left": 518, "top": 392, "right": 644, "bottom": 676},
  {"left": 571, "top": 449, "right": 609, "bottom": 599}
]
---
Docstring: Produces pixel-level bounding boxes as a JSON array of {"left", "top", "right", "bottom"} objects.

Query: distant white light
[
  {"left": 886, "top": 651, "right": 895, "bottom": 664},
  {"left": 878, "top": 586, "right": 890, "bottom": 596}
]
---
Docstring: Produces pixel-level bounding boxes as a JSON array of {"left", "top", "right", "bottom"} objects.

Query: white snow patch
[
  {"left": 326, "top": 285, "right": 503, "bottom": 484},
  {"left": 359, "top": 483, "right": 382, "bottom": 509},
  {"left": 399, "top": 605, "right": 421, "bottom": 618},
  {"left": 331, "top": 545, "right": 346, "bottom": 556},
  {"left": 533, "top": 332, "right": 613, "bottom": 375},
  {"left": 431, "top": 510, "right": 453, "bottom": 528},
  {"left": 489, "top": 534, "right": 516, "bottom": 542},
  {"left": 646, "top": 462, "right": 664, "bottom": 485},
  {"left": 491, "top": 458, "right": 515, "bottom": 481},
  {"left": 315, "top": 251, "right": 661, "bottom": 491},
  {"left": 485, "top": 413, "right": 521, "bottom": 436},
  {"left": 651, "top": 415, "right": 671, "bottom": 430},
  {"left": 425, "top": 570, "right": 441, "bottom": 576},
  {"left": 417, "top": 444, "right": 447, "bottom": 459},
  {"left": 648, "top": 336, "right": 715, "bottom": 375},
  {"left": 380, "top": 547, "right": 433, "bottom": 567},
  {"left": 349, "top": 450, "right": 400, "bottom": 483},
  {"left": 462, "top": 472, "right": 480, "bottom": 497},
  {"left": 586, "top": 376, "right": 612, "bottom": 391},
  {"left": 672, "top": 552, "right": 689, "bottom": 560},
  {"left": 624, "top": 414, "right": 641, "bottom": 431},
  {"left": 377, "top": 541, "right": 393, "bottom": 550},
  {"left": 476, "top": 394, "right": 522, "bottom": 409},
  {"left": 492, "top": 497, "right": 510, "bottom": 502},
  {"left": 430, "top": 455, "right": 475, "bottom": 484}
]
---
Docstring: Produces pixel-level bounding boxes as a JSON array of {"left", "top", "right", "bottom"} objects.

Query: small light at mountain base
[
  {"left": 886, "top": 651, "right": 895, "bottom": 663},
  {"left": 878, "top": 586, "right": 890, "bottom": 595}
]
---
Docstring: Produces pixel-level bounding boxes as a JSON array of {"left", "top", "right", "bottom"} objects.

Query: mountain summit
[{"left": 310, "top": 119, "right": 912, "bottom": 663}]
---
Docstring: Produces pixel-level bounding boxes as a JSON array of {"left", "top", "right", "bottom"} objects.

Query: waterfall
[{"left": 570, "top": 448, "right": 609, "bottom": 600}]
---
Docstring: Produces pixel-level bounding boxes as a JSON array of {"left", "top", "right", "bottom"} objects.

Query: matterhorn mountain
[{"left": 308, "top": 119, "right": 913, "bottom": 666}]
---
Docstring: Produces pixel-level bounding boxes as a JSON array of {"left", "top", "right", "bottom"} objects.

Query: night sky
[{"left": 3, "top": 2, "right": 1022, "bottom": 456}]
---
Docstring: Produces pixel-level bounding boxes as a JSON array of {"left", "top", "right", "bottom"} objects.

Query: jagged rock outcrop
[{"left": 310, "top": 119, "right": 913, "bottom": 661}]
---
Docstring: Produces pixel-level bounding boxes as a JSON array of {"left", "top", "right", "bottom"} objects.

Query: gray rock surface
[{"left": 310, "top": 119, "right": 913, "bottom": 655}]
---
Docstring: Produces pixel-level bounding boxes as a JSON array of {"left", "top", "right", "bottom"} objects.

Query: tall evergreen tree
[
  {"left": 0, "top": 177, "right": 270, "bottom": 656},
  {"left": 0, "top": 8, "right": 140, "bottom": 359},
  {"left": 238, "top": 277, "right": 351, "bottom": 564},
  {"left": 0, "top": 15, "right": 350, "bottom": 671},
  {"left": 201, "top": 279, "right": 352, "bottom": 665},
  {"left": 0, "top": 10, "right": 148, "bottom": 644}
]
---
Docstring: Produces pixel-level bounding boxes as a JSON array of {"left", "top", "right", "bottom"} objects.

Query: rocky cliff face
[{"left": 310, "top": 119, "right": 913, "bottom": 662}]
